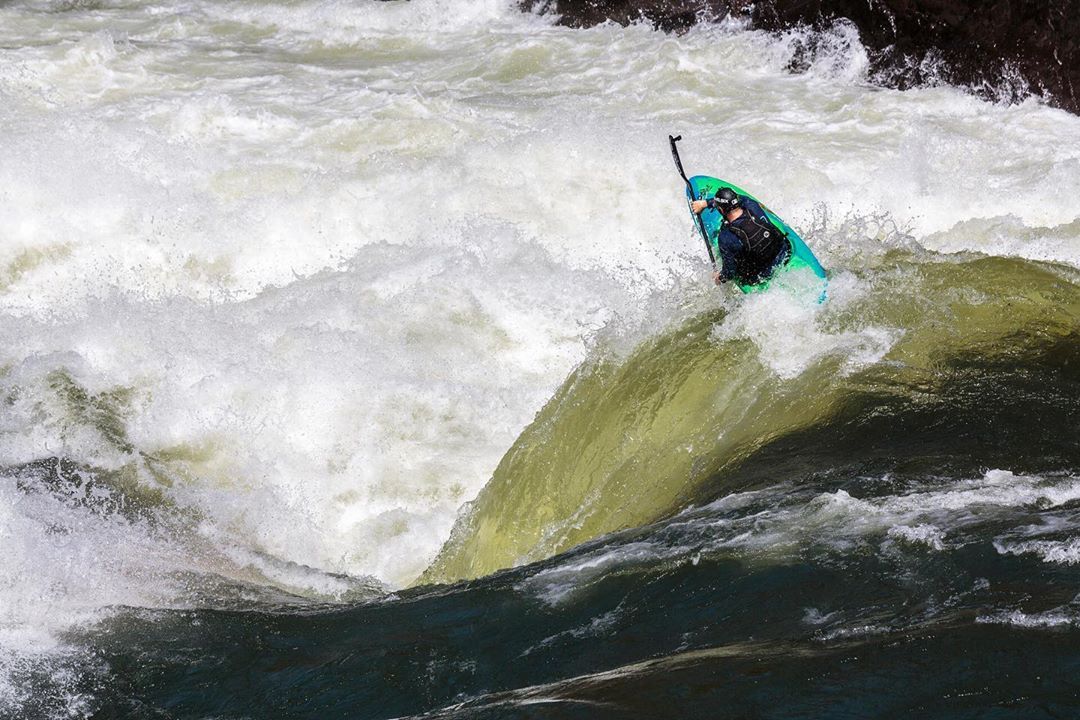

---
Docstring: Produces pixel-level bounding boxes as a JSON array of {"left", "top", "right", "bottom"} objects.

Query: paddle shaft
[{"left": 668, "top": 135, "right": 716, "bottom": 266}]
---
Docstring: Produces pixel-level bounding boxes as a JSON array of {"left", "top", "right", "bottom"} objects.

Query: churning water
[{"left": 1, "top": 0, "right": 1079, "bottom": 716}]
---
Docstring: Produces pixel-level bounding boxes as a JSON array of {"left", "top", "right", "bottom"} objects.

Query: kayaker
[{"left": 691, "top": 188, "right": 790, "bottom": 286}]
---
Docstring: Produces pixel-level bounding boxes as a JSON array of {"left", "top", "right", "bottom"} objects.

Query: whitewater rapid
[{"left": 1, "top": 0, "right": 1079, "bottom": 706}]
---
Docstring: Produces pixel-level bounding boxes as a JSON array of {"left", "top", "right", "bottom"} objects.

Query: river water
[{"left": 2, "top": 0, "right": 1079, "bottom": 716}]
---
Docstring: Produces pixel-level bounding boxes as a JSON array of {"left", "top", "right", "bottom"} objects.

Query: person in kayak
[{"left": 690, "top": 187, "right": 790, "bottom": 286}]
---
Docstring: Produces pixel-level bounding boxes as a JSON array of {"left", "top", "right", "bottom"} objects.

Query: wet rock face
[
  {"left": 521, "top": 0, "right": 730, "bottom": 32},
  {"left": 521, "top": 0, "right": 1079, "bottom": 114}
]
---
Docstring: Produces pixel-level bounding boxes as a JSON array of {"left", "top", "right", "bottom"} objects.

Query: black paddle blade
[{"left": 668, "top": 135, "right": 688, "bottom": 183}]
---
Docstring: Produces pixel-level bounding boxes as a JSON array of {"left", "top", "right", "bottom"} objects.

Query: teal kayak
[{"left": 686, "top": 175, "right": 827, "bottom": 296}]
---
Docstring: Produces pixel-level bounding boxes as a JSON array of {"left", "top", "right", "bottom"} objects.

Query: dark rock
[
  {"left": 521, "top": 0, "right": 1080, "bottom": 114},
  {"left": 522, "top": 0, "right": 730, "bottom": 32}
]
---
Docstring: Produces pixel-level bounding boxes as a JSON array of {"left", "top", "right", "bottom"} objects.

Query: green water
[{"left": 424, "top": 254, "right": 1080, "bottom": 583}]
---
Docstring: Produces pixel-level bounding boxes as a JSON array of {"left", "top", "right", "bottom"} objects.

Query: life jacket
[{"left": 725, "top": 208, "right": 788, "bottom": 284}]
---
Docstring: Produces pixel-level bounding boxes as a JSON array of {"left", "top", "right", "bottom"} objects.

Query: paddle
[{"left": 668, "top": 134, "right": 716, "bottom": 266}]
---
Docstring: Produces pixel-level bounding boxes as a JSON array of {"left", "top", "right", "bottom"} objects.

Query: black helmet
[{"left": 713, "top": 187, "right": 741, "bottom": 211}]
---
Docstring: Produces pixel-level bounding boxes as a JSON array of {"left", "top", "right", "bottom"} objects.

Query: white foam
[
  {"left": 923, "top": 216, "right": 1080, "bottom": 270},
  {"left": 520, "top": 542, "right": 686, "bottom": 606},
  {"left": 519, "top": 470, "right": 1079, "bottom": 605},
  {"left": 773, "top": 472, "right": 1080, "bottom": 560},
  {"left": 977, "top": 606, "right": 1080, "bottom": 629},
  {"left": 887, "top": 524, "right": 947, "bottom": 551},
  {"left": 198, "top": 0, "right": 522, "bottom": 42},
  {"left": 995, "top": 537, "right": 1080, "bottom": 565},
  {"left": 711, "top": 269, "right": 901, "bottom": 379}
]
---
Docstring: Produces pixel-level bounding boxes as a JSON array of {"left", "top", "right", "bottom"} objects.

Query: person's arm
[
  {"left": 688, "top": 200, "right": 734, "bottom": 282},
  {"left": 713, "top": 227, "right": 741, "bottom": 284},
  {"left": 691, "top": 197, "right": 726, "bottom": 215}
]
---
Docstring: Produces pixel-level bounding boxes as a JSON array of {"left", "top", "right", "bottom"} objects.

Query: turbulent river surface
[{"left": 2, "top": 0, "right": 1080, "bottom": 717}]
